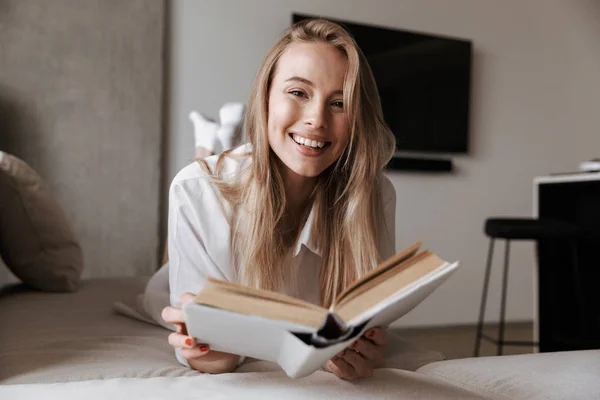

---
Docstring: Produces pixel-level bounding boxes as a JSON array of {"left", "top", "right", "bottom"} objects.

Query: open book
[{"left": 184, "top": 242, "right": 459, "bottom": 378}]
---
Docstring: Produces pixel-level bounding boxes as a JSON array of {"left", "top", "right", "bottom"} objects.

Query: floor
[{"left": 396, "top": 322, "right": 535, "bottom": 360}]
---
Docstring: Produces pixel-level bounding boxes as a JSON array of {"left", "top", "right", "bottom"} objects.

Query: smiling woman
[
  {"left": 268, "top": 42, "right": 349, "bottom": 182},
  {"left": 158, "top": 19, "right": 397, "bottom": 380}
]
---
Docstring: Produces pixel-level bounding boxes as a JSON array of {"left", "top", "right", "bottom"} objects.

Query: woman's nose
[{"left": 304, "top": 101, "right": 328, "bottom": 130}]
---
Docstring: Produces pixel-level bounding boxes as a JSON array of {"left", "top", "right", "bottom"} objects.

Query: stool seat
[
  {"left": 485, "top": 218, "right": 582, "bottom": 240},
  {"left": 475, "top": 216, "right": 585, "bottom": 357}
]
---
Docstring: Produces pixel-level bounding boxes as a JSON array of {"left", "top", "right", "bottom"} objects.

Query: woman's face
[{"left": 267, "top": 42, "right": 350, "bottom": 181}]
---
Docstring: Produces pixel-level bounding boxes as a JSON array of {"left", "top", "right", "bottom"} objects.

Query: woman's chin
[
  {"left": 282, "top": 161, "right": 326, "bottom": 180},
  {"left": 291, "top": 167, "right": 322, "bottom": 179},
  {"left": 273, "top": 148, "right": 337, "bottom": 180}
]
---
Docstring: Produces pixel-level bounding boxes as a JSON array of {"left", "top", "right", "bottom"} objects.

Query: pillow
[{"left": 0, "top": 151, "right": 83, "bottom": 291}]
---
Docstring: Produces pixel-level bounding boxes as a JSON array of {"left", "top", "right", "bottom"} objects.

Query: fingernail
[
  {"left": 185, "top": 338, "right": 192, "bottom": 346},
  {"left": 367, "top": 330, "right": 375, "bottom": 338},
  {"left": 350, "top": 341, "right": 358, "bottom": 349},
  {"left": 199, "top": 345, "right": 209, "bottom": 352},
  {"left": 332, "top": 356, "right": 339, "bottom": 361}
]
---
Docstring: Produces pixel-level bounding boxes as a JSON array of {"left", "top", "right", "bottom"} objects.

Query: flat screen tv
[{"left": 292, "top": 14, "right": 473, "bottom": 154}]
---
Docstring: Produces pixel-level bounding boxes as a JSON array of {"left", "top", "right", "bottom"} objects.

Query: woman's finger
[
  {"left": 341, "top": 348, "right": 373, "bottom": 378},
  {"left": 161, "top": 305, "right": 185, "bottom": 324},
  {"left": 350, "top": 338, "right": 384, "bottom": 365},
  {"left": 173, "top": 322, "right": 188, "bottom": 335},
  {"left": 364, "top": 327, "right": 389, "bottom": 347},
  {"left": 179, "top": 344, "right": 211, "bottom": 360},
  {"left": 327, "top": 357, "right": 357, "bottom": 380},
  {"left": 180, "top": 292, "right": 196, "bottom": 306},
  {"left": 168, "top": 332, "right": 196, "bottom": 349}
]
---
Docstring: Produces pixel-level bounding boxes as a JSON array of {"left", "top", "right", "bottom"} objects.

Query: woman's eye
[
  {"left": 332, "top": 100, "right": 344, "bottom": 109},
  {"left": 289, "top": 90, "right": 306, "bottom": 98}
]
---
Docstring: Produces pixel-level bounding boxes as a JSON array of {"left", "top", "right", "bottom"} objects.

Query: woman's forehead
[{"left": 273, "top": 42, "right": 347, "bottom": 89}]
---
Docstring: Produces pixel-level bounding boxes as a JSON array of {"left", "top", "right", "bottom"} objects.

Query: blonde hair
[{"left": 200, "top": 19, "right": 395, "bottom": 307}]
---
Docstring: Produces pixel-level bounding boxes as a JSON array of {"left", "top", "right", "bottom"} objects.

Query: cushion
[
  {"left": 0, "top": 151, "right": 83, "bottom": 292},
  {"left": 417, "top": 350, "right": 600, "bottom": 400}
]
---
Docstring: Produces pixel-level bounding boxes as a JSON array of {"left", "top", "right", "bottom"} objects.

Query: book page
[
  {"left": 202, "top": 278, "right": 325, "bottom": 310},
  {"left": 342, "top": 261, "right": 459, "bottom": 328},
  {"left": 194, "top": 278, "right": 327, "bottom": 328},
  {"left": 335, "top": 250, "right": 432, "bottom": 308},
  {"left": 333, "top": 241, "right": 422, "bottom": 306},
  {"left": 333, "top": 252, "right": 446, "bottom": 323}
]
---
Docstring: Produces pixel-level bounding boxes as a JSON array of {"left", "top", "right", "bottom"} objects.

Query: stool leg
[
  {"left": 498, "top": 240, "right": 511, "bottom": 356},
  {"left": 569, "top": 240, "right": 586, "bottom": 334},
  {"left": 474, "top": 238, "right": 495, "bottom": 357}
]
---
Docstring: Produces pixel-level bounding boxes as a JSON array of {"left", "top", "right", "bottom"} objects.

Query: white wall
[{"left": 167, "top": 0, "right": 600, "bottom": 327}]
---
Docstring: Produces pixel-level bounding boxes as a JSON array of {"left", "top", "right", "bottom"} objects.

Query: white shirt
[{"left": 168, "top": 144, "right": 397, "bottom": 309}]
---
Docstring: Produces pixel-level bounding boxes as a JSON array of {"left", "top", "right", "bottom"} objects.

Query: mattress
[{"left": 0, "top": 277, "right": 479, "bottom": 399}]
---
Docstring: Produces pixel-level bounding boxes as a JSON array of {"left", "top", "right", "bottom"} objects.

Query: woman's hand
[
  {"left": 323, "top": 327, "right": 389, "bottom": 380},
  {"left": 161, "top": 292, "right": 239, "bottom": 374}
]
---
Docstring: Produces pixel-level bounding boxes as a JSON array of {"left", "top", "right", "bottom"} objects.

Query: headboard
[{"left": 0, "top": 0, "right": 166, "bottom": 281}]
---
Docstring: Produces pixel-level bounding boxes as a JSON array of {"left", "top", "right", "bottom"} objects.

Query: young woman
[{"left": 161, "top": 19, "right": 397, "bottom": 380}]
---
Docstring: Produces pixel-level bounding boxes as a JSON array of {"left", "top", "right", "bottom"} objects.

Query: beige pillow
[{"left": 0, "top": 151, "right": 83, "bottom": 291}]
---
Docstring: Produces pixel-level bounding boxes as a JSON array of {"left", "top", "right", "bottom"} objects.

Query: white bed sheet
[{"left": 0, "top": 371, "right": 487, "bottom": 400}]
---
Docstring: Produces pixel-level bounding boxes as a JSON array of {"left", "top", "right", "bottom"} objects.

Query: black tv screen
[{"left": 292, "top": 14, "right": 472, "bottom": 153}]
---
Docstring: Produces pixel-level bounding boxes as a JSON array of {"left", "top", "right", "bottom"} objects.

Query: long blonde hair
[{"left": 201, "top": 19, "right": 395, "bottom": 307}]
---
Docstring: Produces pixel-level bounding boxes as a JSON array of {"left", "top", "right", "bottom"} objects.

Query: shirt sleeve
[
  {"left": 167, "top": 173, "right": 232, "bottom": 308},
  {"left": 379, "top": 174, "right": 397, "bottom": 261}
]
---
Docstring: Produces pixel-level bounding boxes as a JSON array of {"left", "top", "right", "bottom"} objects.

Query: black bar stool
[{"left": 474, "top": 217, "right": 584, "bottom": 357}]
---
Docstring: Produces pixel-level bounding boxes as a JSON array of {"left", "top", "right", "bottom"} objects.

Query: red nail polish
[
  {"left": 199, "top": 345, "right": 209, "bottom": 352},
  {"left": 185, "top": 338, "right": 192, "bottom": 346},
  {"left": 368, "top": 330, "right": 375, "bottom": 338}
]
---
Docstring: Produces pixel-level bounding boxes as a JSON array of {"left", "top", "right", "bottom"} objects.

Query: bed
[{"left": 2, "top": 277, "right": 599, "bottom": 400}]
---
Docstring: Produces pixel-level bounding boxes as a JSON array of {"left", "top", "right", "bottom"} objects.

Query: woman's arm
[
  {"left": 165, "top": 167, "right": 240, "bottom": 372},
  {"left": 167, "top": 175, "right": 232, "bottom": 305}
]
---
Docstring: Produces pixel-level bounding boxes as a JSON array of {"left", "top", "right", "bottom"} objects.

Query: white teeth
[{"left": 292, "top": 134, "right": 326, "bottom": 149}]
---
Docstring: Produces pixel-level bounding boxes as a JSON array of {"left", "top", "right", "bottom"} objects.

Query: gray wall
[
  {"left": 167, "top": 0, "right": 600, "bottom": 327},
  {"left": 0, "top": 0, "right": 165, "bottom": 281}
]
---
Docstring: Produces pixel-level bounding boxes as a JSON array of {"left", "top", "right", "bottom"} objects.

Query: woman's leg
[
  {"left": 189, "top": 111, "right": 219, "bottom": 156},
  {"left": 160, "top": 112, "right": 218, "bottom": 265},
  {"left": 161, "top": 104, "right": 245, "bottom": 265},
  {"left": 194, "top": 147, "right": 214, "bottom": 161},
  {"left": 216, "top": 102, "right": 245, "bottom": 151}
]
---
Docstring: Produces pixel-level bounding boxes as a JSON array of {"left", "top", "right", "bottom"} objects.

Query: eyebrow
[{"left": 284, "top": 76, "right": 343, "bottom": 96}]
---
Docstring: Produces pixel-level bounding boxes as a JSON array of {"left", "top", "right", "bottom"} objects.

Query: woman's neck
[{"left": 280, "top": 167, "right": 317, "bottom": 222}]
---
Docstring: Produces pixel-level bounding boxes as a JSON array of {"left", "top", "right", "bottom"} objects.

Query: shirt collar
[{"left": 293, "top": 203, "right": 321, "bottom": 258}]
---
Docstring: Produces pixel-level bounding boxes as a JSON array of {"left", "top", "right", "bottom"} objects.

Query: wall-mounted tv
[{"left": 292, "top": 14, "right": 473, "bottom": 154}]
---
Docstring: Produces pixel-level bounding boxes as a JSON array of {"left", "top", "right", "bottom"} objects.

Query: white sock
[
  {"left": 217, "top": 102, "right": 245, "bottom": 150},
  {"left": 189, "top": 111, "right": 219, "bottom": 152}
]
